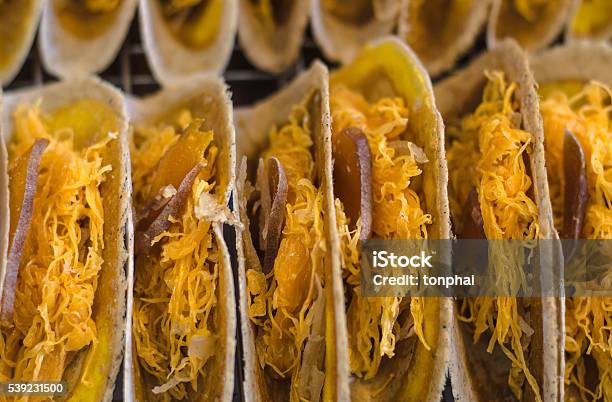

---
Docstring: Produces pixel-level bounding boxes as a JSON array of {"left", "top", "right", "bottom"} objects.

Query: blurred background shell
[
  {"left": 0, "top": 0, "right": 42, "bottom": 86},
  {"left": 398, "top": 0, "right": 491, "bottom": 77},
  {"left": 139, "top": 0, "right": 238, "bottom": 86},
  {"left": 488, "top": 0, "right": 576, "bottom": 52},
  {"left": 39, "top": 0, "right": 138, "bottom": 79},
  {"left": 311, "top": 0, "right": 401, "bottom": 63}
]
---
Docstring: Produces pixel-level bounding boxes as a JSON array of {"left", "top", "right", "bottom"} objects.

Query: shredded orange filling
[
  {"left": 513, "top": 0, "right": 548, "bottom": 22},
  {"left": 161, "top": 0, "right": 223, "bottom": 49},
  {"left": 0, "top": 100, "right": 114, "bottom": 392},
  {"left": 0, "top": 1, "right": 37, "bottom": 74},
  {"left": 163, "top": 0, "right": 203, "bottom": 12},
  {"left": 321, "top": 0, "right": 373, "bottom": 23},
  {"left": 84, "top": 0, "right": 120, "bottom": 12},
  {"left": 447, "top": 71, "right": 541, "bottom": 401},
  {"left": 131, "top": 110, "right": 222, "bottom": 400},
  {"left": 402, "top": 0, "right": 460, "bottom": 49},
  {"left": 541, "top": 81, "right": 612, "bottom": 401},
  {"left": 330, "top": 85, "right": 431, "bottom": 379},
  {"left": 570, "top": 0, "right": 612, "bottom": 37},
  {"left": 249, "top": 0, "right": 292, "bottom": 25},
  {"left": 245, "top": 94, "right": 326, "bottom": 401}
]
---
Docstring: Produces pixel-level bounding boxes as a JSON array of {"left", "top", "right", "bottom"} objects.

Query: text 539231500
[{"left": 0, "top": 381, "right": 66, "bottom": 396}]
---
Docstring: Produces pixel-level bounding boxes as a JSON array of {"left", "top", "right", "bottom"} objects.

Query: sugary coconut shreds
[
  {"left": 330, "top": 84, "right": 431, "bottom": 380},
  {"left": 447, "top": 71, "right": 542, "bottom": 401},
  {"left": 541, "top": 81, "right": 612, "bottom": 400}
]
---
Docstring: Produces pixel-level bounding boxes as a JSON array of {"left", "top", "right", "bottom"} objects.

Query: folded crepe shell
[
  {"left": 487, "top": 0, "right": 576, "bottom": 52},
  {"left": 398, "top": 0, "right": 491, "bottom": 76},
  {"left": 434, "top": 39, "right": 563, "bottom": 402},
  {"left": 123, "top": 76, "right": 236, "bottom": 402},
  {"left": 39, "top": 0, "right": 137, "bottom": 78},
  {"left": 565, "top": 0, "right": 612, "bottom": 42},
  {"left": 140, "top": 0, "right": 237, "bottom": 86},
  {"left": 0, "top": 0, "right": 42, "bottom": 85},
  {"left": 311, "top": 0, "right": 401, "bottom": 64},
  {"left": 529, "top": 40, "right": 612, "bottom": 400},
  {"left": 237, "top": 0, "right": 310, "bottom": 73},
  {"left": 328, "top": 36, "right": 451, "bottom": 402},
  {"left": 0, "top": 89, "right": 6, "bottom": 309},
  {"left": 0, "top": 78, "right": 131, "bottom": 401},
  {"left": 531, "top": 41, "right": 612, "bottom": 84},
  {"left": 234, "top": 61, "right": 337, "bottom": 401}
]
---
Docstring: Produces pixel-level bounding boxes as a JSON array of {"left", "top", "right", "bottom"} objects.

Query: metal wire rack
[
  {"left": 5, "top": 15, "right": 457, "bottom": 402},
  {"left": 6, "top": 19, "right": 332, "bottom": 103}
]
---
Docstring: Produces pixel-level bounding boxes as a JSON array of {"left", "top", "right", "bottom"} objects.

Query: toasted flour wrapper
[
  {"left": 328, "top": 37, "right": 451, "bottom": 402},
  {"left": 434, "top": 39, "right": 563, "bottom": 402},
  {"left": 531, "top": 41, "right": 612, "bottom": 84},
  {"left": 237, "top": 0, "right": 310, "bottom": 73},
  {"left": 234, "top": 61, "right": 339, "bottom": 402},
  {"left": 0, "top": 78, "right": 130, "bottom": 401},
  {"left": 39, "top": 0, "right": 137, "bottom": 78},
  {"left": 0, "top": 89, "right": 6, "bottom": 311},
  {"left": 487, "top": 0, "right": 576, "bottom": 52},
  {"left": 529, "top": 41, "right": 612, "bottom": 401},
  {"left": 398, "top": 0, "right": 490, "bottom": 76},
  {"left": 140, "top": 0, "right": 237, "bottom": 86},
  {"left": 123, "top": 76, "right": 236, "bottom": 402},
  {"left": 311, "top": 0, "right": 401, "bottom": 64},
  {"left": 0, "top": 0, "right": 42, "bottom": 85},
  {"left": 565, "top": 0, "right": 612, "bottom": 42}
]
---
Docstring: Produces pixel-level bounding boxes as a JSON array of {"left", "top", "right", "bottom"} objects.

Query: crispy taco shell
[
  {"left": 398, "top": 0, "right": 491, "bottom": 76},
  {"left": 140, "top": 0, "right": 237, "bottom": 86},
  {"left": 0, "top": 0, "right": 42, "bottom": 85},
  {"left": 0, "top": 78, "right": 130, "bottom": 401},
  {"left": 124, "top": 76, "right": 236, "bottom": 402},
  {"left": 234, "top": 61, "right": 338, "bottom": 401},
  {"left": 434, "top": 39, "right": 562, "bottom": 402},
  {"left": 531, "top": 41, "right": 612, "bottom": 84},
  {"left": 39, "top": 0, "right": 137, "bottom": 78},
  {"left": 0, "top": 89, "right": 6, "bottom": 316},
  {"left": 327, "top": 37, "right": 451, "bottom": 402},
  {"left": 487, "top": 0, "right": 576, "bottom": 52},
  {"left": 237, "top": 0, "right": 310, "bottom": 73},
  {"left": 529, "top": 41, "right": 612, "bottom": 402},
  {"left": 311, "top": 0, "right": 401, "bottom": 64}
]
